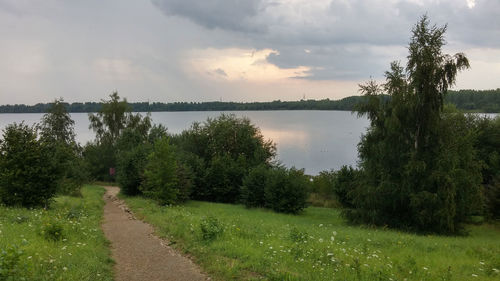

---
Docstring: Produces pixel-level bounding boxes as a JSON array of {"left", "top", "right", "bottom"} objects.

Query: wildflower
[
  {"left": 63, "top": 267, "right": 68, "bottom": 271},
  {"left": 319, "top": 224, "right": 323, "bottom": 227},
  {"left": 472, "top": 274, "right": 478, "bottom": 277},
  {"left": 319, "top": 238, "right": 324, "bottom": 243},
  {"left": 332, "top": 231, "right": 337, "bottom": 236},
  {"left": 423, "top": 267, "right": 428, "bottom": 270},
  {"left": 331, "top": 236, "right": 335, "bottom": 241}
]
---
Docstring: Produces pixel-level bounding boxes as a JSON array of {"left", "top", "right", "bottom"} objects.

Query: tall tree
[
  {"left": 85, "top": 92, "right": 151, "bottom": 181},
  {"left": 349, "top": 15, "right": 480, "bottom": 234}
]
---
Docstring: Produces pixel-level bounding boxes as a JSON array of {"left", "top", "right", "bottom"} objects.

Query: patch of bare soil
[{"left": 101, "top": 186, "right": 209, "bottom": 281}]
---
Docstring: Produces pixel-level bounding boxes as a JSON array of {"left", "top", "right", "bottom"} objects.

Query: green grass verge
[
  {"left": 0, "top": 185, "right": 113, "bottom": 281},
  {"left": 122, "top": 196, "right": 500, "bottom": 281}
]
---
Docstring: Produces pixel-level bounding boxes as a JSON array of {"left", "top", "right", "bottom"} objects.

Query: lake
[{"left": 2, "top": 111, "right": 367, "bottom": 174}]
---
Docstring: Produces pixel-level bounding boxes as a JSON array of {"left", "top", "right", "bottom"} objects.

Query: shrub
[
  {"left": 175, "top": 151, "right": 206, "bottom": 200},
  {"left": 0, "top": 245, "right": 27, "bottom": 280},
  {"left": 203, "top": 154, "right": 245, "bottom": 203},
  {"left": 241, "top": 164, "right": 269, "bottom": 208},
  {"left": 141, "top": 138, "right": 181, "bottom": 205},
  {"left": 200, "top": 216, "right": 224, "bottom": 241},
  {"left": 332, "top": 165, "right": 360, "bottom": 208},
  {"left": 40, "top": 218, "right": 65, "bottom": 241},
  {"left": 117, "top": 145, "right": 151, "bottom": 196},
  {"left": 483, "top": 176, "right": 500, "bottom": 219},
  {"left": 264, "top": 167, "right": 309, "bottom": 214},
  {"left": 309, "top": 169, "right": 342, "bottom": 208},
  {"left": 175, "top": 114, "right": 276, "bottom": 203},
  {"left": 0, "top": 123, "right": 59, "bottom": 207}
]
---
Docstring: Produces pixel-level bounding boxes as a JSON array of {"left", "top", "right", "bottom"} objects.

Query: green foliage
[
  {"left": 175, "top": 114, "right": 276, "bottom": 203},
  {"left": 0, "top": 244, "right": 27, "bottom": 280},
  {"left": 203, "top": 154, "right": 246, "bottom": 203},
  {"left": 352, "top": 16, "right": 481, "bottom": 234},
  {"left": 241, "top": 164, "right": 270, "bottom": 208},
  {"left": 264, "top": 167, "right": 309, "bottom": 214},
  {"left": 40, "top": 218, "right": 65, "bottom": 242},
  {"left": 85, "top": 92, "right": 152, "bottom": 181},
  {"left": 331, "top": 166, "right": 360, "bottom": 209},
  {"left": 40, "top": 98, "right": 76, "bottom": 144},
  {"left": 141, "top": 138, "right": 184, "bottom": 205},
  {"left": 483, "top": 176, "right": 500, "bottom": 219},
  {"left": 40, "top": 99, "right": 87, "bottom": 196},
  {"left": 82, "top": 141, "right": 116, "bottom": 182},
  {"left": 199, "top": 216, "right": 224, "bottom": 241},
  {"left": 115, "top": 128, "right": 155, "bottom": 196},
  {"left": 0, "top": 123, "right": 59, "bottom": 207}
]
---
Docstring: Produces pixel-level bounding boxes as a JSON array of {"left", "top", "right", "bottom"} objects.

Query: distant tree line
[{"left": 1, "top": 89, "right": 499, "bottom": 113}]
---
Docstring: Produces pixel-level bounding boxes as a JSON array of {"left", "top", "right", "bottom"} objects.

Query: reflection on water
[
  {"left": 2, "top": 111, "right": 497, "bottom": 174},
  {"left": 1, "top": 111, "right": 368, "bottom": 174}
]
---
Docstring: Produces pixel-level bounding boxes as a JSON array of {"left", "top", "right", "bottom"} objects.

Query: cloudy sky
[{"left": 0, "top": 0, "right": 498, "bottom": 104}]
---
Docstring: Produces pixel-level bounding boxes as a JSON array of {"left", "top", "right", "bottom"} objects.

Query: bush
[
  {"left": 264, "top": 167, "right": 309, "bottom": 214},
  {"left": 241, "top": 164, "right": 269, "bottom": 208},
  {"left": 203, "top": 154, "right": 245, "bottom": 203},
  {"left": 0, "top": 123, "right": 59, "bottom": 207},
  {"left": 175, "top": 114, "right": 276, "bottom": 203},
  {"left": 117, "top": 145, "right": 151, "bottom": 196},
  {"left": 200, "top": 216, "right": 224, "bottom": 241},
  {"left": 40, "top": 219, "right": 65, "bottom": 241},
  {"left": 0, "top": 245, "right": 27, "bottom": 280},
  {"left": 483, "top": 176, "right": 500, "bottom": 219},
  {"left": 175, "top": 151, "right": 206, "bottom": 200},
  {"left": 141, "top": 138, "right": 183, "bottom": 205},
  {"left": 332, "top": 165, "right": 360, "bottom": 208}
]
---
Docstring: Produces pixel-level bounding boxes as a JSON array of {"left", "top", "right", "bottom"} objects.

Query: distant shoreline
[{"left": 1, "top": 89, "right": 499, "bottom": 113}]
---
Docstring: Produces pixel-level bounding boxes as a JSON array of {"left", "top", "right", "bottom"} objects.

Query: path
[{"left": 101, "top": 186, "right": 208, "bottom": 281}]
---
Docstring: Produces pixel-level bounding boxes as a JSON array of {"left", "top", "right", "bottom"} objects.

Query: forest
[{"left": 0, "top": 89, "right": 499, "bottom": 113}]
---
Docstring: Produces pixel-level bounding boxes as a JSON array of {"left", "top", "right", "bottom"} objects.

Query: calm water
[{"left": 2, "top": 111, "right": 366, "bottom": 174}]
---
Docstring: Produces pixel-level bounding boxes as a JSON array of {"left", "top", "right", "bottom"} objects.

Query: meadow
[
  {"left": 122, "top": 196, "right": 500, "bottom": 281},
  {"left": 0, "top": 185, "right": 113, "bottom": 280}
]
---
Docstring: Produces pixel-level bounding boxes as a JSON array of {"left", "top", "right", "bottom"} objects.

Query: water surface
[{"left": 0, "top": 111, "right": 370, "bottom": 174}]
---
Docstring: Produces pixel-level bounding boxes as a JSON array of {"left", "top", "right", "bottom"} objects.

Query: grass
[
  {"left": 122, "top": 196, "right": 500, "bottom": 281},
  {"left": 0, "top": 185, "right": 113, "bottom": 281}
]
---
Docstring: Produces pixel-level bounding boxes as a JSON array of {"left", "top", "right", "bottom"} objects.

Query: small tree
[
  {"left": 141, "top": 138, "right": 180, "bottom": 205},
  {"left": 0, "top": 123, "right": 59, "bottom": 207},
  {"left": 40, "top": 98, "right": 85, "bottom": 196}
]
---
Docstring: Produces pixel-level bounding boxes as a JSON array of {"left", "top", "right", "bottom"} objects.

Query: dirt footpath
[{"left": 101, "top": 186, "right": 208, "bottom": 281}]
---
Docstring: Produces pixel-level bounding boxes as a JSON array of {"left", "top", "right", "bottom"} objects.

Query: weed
[{"left": 200, "top": 216, "right": 224, "bottom": 241}]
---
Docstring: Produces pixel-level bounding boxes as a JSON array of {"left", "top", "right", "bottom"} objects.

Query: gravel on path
[{"left": 101, "top": 186, "right": 209, "bottom": 281}]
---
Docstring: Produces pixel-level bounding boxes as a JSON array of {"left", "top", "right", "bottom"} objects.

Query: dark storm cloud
[{"left": 151, "top": 0, "right": 268, "bottom": 33}]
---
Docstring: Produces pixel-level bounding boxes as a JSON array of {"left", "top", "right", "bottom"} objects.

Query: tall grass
[
  {"left": 0, "top": 185, "right": 113, "bottom": 281},
  {"left": 122, "top": 196, "right": 500, "bottom": 281}
]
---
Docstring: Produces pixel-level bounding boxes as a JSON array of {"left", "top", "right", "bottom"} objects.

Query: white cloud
[{"left": 185, "top": 48, "right": 312, "bottom": 81}]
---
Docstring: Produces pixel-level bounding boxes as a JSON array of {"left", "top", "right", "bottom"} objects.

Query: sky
[{"left": 0, "top": 0, "right": 499, "bottom": 104}]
